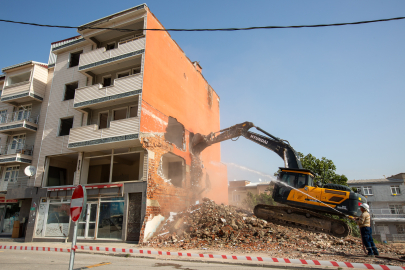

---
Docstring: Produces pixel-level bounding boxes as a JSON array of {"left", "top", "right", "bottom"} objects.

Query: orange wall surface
[
  {"left": 142, "top": 11, "right": 221, "bottom": 157},
  {"left": 141, "top": 9, "right": 227, "bottom": 204}
]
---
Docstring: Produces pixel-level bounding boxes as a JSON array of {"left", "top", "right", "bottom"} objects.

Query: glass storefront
[
  {"left": 78, "top": 197, "right": 124, "bottom": 240},
  {"left": 35, "top": 198, "right": 70, "bottom": 238},
  {"left": 36, "top": 197, "right": 124, "bottom": 240},
  {"left": 98, "top": 199, "right": 124, "bottom": 239}
]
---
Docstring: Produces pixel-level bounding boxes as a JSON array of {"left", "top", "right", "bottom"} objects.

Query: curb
[{"left": 1, "top": 245, "right": 403, "bottom": 270}]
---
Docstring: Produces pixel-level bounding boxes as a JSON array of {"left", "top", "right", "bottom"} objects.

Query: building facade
[
  {"left": 0, "top": 61, "right": 49, "bottom": 236},
  {"left": 2, "top": 4, "right": 227, "bottom": 242},
  {"left": 348, "top": 173, "right": 405, "bottom": 242}
]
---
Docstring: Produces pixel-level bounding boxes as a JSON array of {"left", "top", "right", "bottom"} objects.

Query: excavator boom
[{"left": 192, "top": 121, "right": 303, "bottom": 169}]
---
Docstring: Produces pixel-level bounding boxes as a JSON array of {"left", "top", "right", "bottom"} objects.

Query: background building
[
  {"left": 228, "top": 180, "right": 271, "bottom": 208},
  {"left": 2, "top": 3, "right": 227, "bottom": 242},
  {"left": 348, "top": 173, "right": 405, "bottom": 242},
  {"left": 0, "top": 61, "right": 49, "bottom": 237}
]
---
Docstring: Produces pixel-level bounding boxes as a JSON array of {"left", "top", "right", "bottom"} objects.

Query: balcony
[
  {"left": 74, "top": 74, "right": 142, "bottom": 111},
  {"left": 371, "top": 209, "right": 405, "bottom": 221},
  {"left": 1, "top": 75, "right": 45, "bottom": 105},
  {"left": 0, "top": 112, "right": 39, "bottom": 134},
  {"left": 78, "top": 35, "right": 145, "bottom": 73},
  {"left": 68, "top": 117, "right": 140, "bottom": 151},
  {"left": 0, "top": 143, "right": 33, "bottom": 165},
  {"left": 0, "top": 176, "right": 29, "bottom": 192}
]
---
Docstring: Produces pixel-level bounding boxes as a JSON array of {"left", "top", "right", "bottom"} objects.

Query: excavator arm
[{"left": 191, "top": 121, "right": 303, "bottom": 169}]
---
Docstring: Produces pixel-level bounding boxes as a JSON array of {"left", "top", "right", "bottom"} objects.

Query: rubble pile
[{"left": 143, "top": 198, "right": 405, "bottom": 266}]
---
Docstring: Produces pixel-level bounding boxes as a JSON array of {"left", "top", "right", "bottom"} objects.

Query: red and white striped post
[{"left": 68, "top": 185, "right": 86, "bottom": 270}]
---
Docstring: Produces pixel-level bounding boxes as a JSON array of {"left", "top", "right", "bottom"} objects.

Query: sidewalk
[{"left": 0, "top": 240, "right": 401, "bottom": 270}]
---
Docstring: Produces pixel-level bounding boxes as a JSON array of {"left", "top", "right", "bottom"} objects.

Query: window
[
  {"left": 113, "top": 108, "right": 127, "bottom": 121},
  {"left": 129, "top": 105, "right": 138, "bottom": 117},
  {"left": 35, "top": 198, "right": 71, "bottom": 238},
  {"left": 3, "top": 166, "right": 19, "bottom": 182},
  {"left": 0, "top": 109, "right": 7, "bottom": 123},
  {"left": 158, "top": 153, "right": 185, "bottom": 187},
  {"left": 106, "top": 42, "right": 116, "bottom": 51},
  {"left": 58, "top": 118, "right": 73, "bottom": 136},
  {"left": 363, "top": 186, "right": 373, "bottom": 195},
  {"left": 47, "top": 166, "right": 67, "bottom": 186},
  {"left": 98, "top": 112, "right": 108, "bottom": 129},
  {"left": 98, "top": 198, "right": 124, "bottom": 239},
  {"left": 391, "top": 185, "right": 401, "bottom": 195},
  {"left": 9, "top": 134, "right": 26, "bottom": 154},
  {"left": 64, "top": 82, "right": 78, "bottom": 101},
  {"left": 117, "top": 70, "right": 130, "bottom": 79},
  {"left": 397, "top": 225, "right": 405, "bottom": 234},
  {"left": 233, "top": 194, "right": 241, "bottom": 202},
  {"left": 45, "top": 154, "right": 78, "bottom": 187},
  {"left": 102, "top": 76, "right": 111, "bottom": 87},
  {"left": 352, "top": 186, "right": 362, "bottom": 193},
  {"left": 132, "top": 67, "right": 141, "bottom": 74},
  {"left": 8, "top": 71, "right": 31, "bottom": 85},
  {"left": 15, "top": 105, "right": 32, "bottom": 121},
  {"left": 389, "top": 205, "right": 404, "bottom": 214},
  {"left": 69, "top": 51, "right": 82, "bottom": 68}
]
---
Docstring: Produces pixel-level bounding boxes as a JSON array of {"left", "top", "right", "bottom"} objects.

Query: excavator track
[{"left": 254, "top": 204, "right": 350, "bottom": 238}]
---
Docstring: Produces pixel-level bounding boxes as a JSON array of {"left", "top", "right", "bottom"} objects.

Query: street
[{"left": 0, "top": 250, "right": 306, "bottom": 270}]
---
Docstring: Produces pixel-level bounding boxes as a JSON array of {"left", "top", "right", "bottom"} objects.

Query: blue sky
[{"left": 1, "top": 0, "right": 404, "bottom": 182}]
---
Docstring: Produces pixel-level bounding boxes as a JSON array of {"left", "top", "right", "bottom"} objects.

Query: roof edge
[
  {"left": 2, "top": 61, "right": 48, "bottom": 73},
  {"left": 78, "top": 3, "right": 146, "bottom": 31}
]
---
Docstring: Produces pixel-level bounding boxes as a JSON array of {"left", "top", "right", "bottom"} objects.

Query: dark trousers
[{"left": 361, "top": 227, "right": 379, "bottom": 255}]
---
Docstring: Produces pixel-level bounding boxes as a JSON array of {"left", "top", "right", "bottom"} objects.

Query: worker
[{"left": 352, "top": 203, "right": 379, "bottom": 257}]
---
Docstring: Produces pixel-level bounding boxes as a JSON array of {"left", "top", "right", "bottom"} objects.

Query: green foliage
[
  {"left": 325, "top": 214, "right": 360, "bottom": 237},
  {"left": 297, "top": 152, "right": 349, "bottom": 186},
  {"left": 242, "top": 191, "right": 275, "bottom": 210}
]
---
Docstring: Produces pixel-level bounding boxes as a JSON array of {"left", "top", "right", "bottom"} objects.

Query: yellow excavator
[{"left": 192, "top": 122, "right": 366, "bottom": 238}]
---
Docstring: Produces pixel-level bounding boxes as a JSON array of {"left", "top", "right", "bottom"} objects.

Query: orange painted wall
[{"left": 141, "top": 9, "right": 227, "bottom": 204}]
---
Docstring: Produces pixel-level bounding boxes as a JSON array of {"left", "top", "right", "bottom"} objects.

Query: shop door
[
  {"left": 126, "top": 193, "right": 142, "bottom": 241},
  {"left": 78, "top": 203, "right": 97, "bottom": 239},
  {"left": 0, "top": 203, "right": 20, "bottom": 234},
  {"left": 0, "top": 206, "right": 5, "bottom": 233}
]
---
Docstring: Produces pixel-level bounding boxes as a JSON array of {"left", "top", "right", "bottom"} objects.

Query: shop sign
[{"left": 0, "top": 199, "right": 18, "bottom": 203}]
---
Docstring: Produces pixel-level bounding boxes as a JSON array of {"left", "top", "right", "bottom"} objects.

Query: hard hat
[{"left": 360, "top": 203, "right": 369, "bottom": 212}]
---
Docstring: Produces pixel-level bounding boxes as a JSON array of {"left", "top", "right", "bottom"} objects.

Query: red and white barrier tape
[{"left": 1, "top": 245, "right": 403, "bottom": 270}]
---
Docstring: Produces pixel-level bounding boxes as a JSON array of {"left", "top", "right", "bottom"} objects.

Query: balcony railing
[
  {"left": 74, "top": 74, "right": 142, "bottom": 108},
  {"left": 78, "top": 35, "right": 145, "bottom": 70},
  {"left": 2, "top": 81, "right": 30, "bottom": 95},
  {"left": 68, "top": 117, "right": 139, "bottom": 148},
  {"left": 370, "top": 208, "right": 405, "bottom": 218},
  {"left": 0, "top": 111, "right": 39, "bottom": 125},
  {"left": 0, "top": 143, "right": 34, "bottom": 156},
  {"left": 0, "top": 176, "right": 29, "bottom": 191}
]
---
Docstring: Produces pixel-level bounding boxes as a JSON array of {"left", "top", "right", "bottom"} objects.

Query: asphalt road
[{"left": 0, "top": 250, "right": 295, "bottom": 270}]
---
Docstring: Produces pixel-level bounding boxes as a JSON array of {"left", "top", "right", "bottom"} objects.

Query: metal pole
[{"left": 68, "top": 221, "right": 78, "bottom": 270}]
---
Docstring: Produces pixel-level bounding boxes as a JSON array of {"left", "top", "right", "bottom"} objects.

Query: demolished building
[{"left": 2, "top": 3, "right": 228, "bottom": 242}]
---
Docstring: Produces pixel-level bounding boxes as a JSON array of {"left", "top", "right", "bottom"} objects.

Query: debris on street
[{"left": 142, "top": 198, "right": 405, "bottom": 267}]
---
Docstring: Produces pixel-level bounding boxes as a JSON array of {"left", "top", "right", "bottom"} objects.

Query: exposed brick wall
[{"left": 138, "top": 101, "right": 213, "bottom": 242}]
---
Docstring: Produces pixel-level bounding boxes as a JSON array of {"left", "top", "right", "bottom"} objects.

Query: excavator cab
[
  {"left": 272, "top": 168, "right": 316, "bottom": 204},
  {"left": 278, "top": 168, "right": 314, "bottom": 189}
]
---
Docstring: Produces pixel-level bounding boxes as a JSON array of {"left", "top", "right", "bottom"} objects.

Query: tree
[
  {"left": 242, "top": 191, "right": 275, "bottom": 210},
  {"left": 297, "top": 152, "right": 348, "bottom": 186}
]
